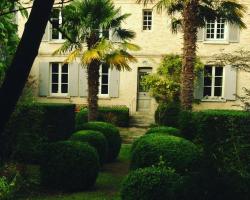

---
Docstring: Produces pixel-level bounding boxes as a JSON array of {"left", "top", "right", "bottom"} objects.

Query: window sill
[
  {"left": 47, "top": 95, "right": 70, "bottom": 99},
  {"left": 202, "top": 40, "right": 229, "bottom": 45},
  {"left": 201, "top": 97, "right": 226, "bottom": 102},
  {"left": 48, "top": 40, "right": 66, "bottom": 44}
]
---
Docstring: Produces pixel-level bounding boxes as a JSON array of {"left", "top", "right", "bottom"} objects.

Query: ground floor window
[
  {"left": 203, "top": 65, "right": 224, "bottom": 97},
  {"left": 51, "top": 63, "right": 68, "bottom": 95},
  {"left": 99, "top": 64, "right": 109, "bottom": 95}
]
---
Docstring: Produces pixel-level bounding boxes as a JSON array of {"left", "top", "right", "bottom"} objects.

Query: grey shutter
[
  {"left": 42, "top": 22, "right": 50, "bottom": 41},
  {"left": 229, "top": 23, "right": 240, "bottom": 43},
  {"left": 224, "top": 65, "right": 237, "bottom": 100},
  {"left": 39, "top": 62, "right": 50, "bottom": 96},
  {"left": 194, "top": 70, "right": 204, "bottom": 99},
  {"left": 109, "top": 68, "right": 120, "bottom": 98},
  {"left": 79, "top": 66, "right": 88, "bottom": 97},
  {"left": 197, "top": 28, "right": 204, "bottom": 41},
  {"left": 69, "top": 63, "right": 79, "bottom": 96}
]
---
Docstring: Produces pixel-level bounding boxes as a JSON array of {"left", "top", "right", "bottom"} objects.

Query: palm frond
[
  {"left": 121, "top": 42, "right": 141, "bottom": 51},
  {"left": 81, "top": 49, "right": 101, "bottom": 65},
  {"left": 65, "top": 49, "right": 81, "bottom": 63},
  {"left": 114, "top": 28, "right": 136, "bottom": 40},
  {"left": 170, "top": 17, "right": 182, "bottom": 34}
]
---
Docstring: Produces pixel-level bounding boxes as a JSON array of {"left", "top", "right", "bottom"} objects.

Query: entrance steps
[{"left": 130, "top": 112, "right": 155, "bottom": 127}]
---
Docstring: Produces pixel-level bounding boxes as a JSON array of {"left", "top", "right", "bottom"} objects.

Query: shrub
[
  {"left": 75, "top": 106, "right": 130, "bottom": 129},
  {"left": 39, "top": 103, "right": 75, "bottom": 142},
  {"left": 121, "top": 167, "right": 183, "bottom": 200},
  {"left": 80, "top": 122, "right": 121, "bottom": 162},
  {"left": 155, "top": 102, "right": 181, "bottom": 127},
  {"left": 70, "top": 130, "right": 108, "bottom": 164},
  {"left": 130, "top": 134, "right": 201, "bottom": 174},
  {"left": 40, "top": 141, "right": 99, "bottom": 191},
  {"left": 145, "top": 126, "right": 181, "bottom": 136},
  {"left": 1, "top": 104, "right": 47, "bottom": 163}
]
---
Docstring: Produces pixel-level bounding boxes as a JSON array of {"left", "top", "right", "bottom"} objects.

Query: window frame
[
  {"left": 142, "top": 9, "right": 152, "bottom": 31},
  {"left": 50, "top": 62, "right": 69, "bottom": 97},
  {"left": 203, "top": 65, "right": 225, "bottom": 99},
  {"left": 205, "top": 19, "right": 228, "bottom": 41},
  {"left": 50, "top": 8, "right": 64, "bottom": 41},
  {"left": 98, "top": 64, "right": 110, "bottom": 97}
]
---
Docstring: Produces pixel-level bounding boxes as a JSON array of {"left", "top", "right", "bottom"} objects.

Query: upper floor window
[
  {"left": 99, "top": 64, "right": 109, "bottom": 95},
  {"left": 203, "top": 65, "right": 224, "bottom": 97},
  {"left": 50, "top": 9, "right": 64, "bottom": 40},
  {"left": 205, "top": 19, "right": 226, "bottom": 40},
  {"left": 143, "top": 10, "right": 152, "bottom": 30},
  {"left": 51, "top": 63, "right": 68, "bottom": 95}
]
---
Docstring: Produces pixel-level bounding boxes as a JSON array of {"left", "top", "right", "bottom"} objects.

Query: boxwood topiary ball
[
  {"left": 121, "top": 167, "right": 183, "bottom": 200},
  {"left": 130, "top": 134, "right": 201, "bottom": 174},
  {"left": 80, "top": 122, "right": 121, "bottom": 162},
  {"left": 145, "top": 126, "right": 181, "bottom": 136},
  {"left": 41, "top": 141, "right": 99, "bottom": 191},
  {"left": 70, "top": 130, "right": 108, "bottom": 164}
]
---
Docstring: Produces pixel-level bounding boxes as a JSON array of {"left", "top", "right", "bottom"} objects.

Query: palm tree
[
  {"left": 138, "top": 0, "right": 246, "bottom": 110},
  {"left": 55, "top": 0, "right": 139, "bottom": 121}
]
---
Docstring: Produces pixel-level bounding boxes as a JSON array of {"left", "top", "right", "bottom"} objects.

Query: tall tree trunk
[
  {"left": 181, "top": 0, "right": 199, "bottom": 110},
  {"left": 87, "top": 34, "right": 100, "bottom": 121},
  {"left": 87, "top": 61, "right": 100, "bottom": 121},
  {"left": 0, "top": 0, "right": 54, "bottom": 146}
]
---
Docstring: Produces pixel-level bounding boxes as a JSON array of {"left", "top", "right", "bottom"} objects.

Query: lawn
[{"left": 21, "top": 144, "right": 131, "bottom": 200}]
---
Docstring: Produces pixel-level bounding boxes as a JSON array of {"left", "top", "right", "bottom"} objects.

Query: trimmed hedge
[
  {"left": 121, "top": 167, "right": 183, "bottom": 200},
  {"left": 39, "top": 103, "right": 75, "bottom": 142},
  {"left": 75, "top": 106, "right": 129, "bottom": 128},
  {"left": 41, "top": 141, "right": 99, "bottom": 192},
  {"left": 70, "top": 130, "right": 108, "bottom": 164},
  {"left": 130, "top": 134, "right": 201, "bottom": 174},
  {"left": 80, "top": 122, "right": 121, "bottom": 162},
  {"left": 179, "top": 110, "right": 250, "bottom": 199},
  {"left": 145, "top": 126, "right": 181, "bottom": 136}
]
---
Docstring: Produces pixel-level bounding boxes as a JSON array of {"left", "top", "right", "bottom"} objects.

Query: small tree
[{"left": 56, "top": 0, "right": 139, "bottom": 121}]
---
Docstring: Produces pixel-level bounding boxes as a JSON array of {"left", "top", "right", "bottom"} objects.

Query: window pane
[
  {"left": 102, "top": 75, "right": 108, "bottom": 84},
  {"left": 52, "top": 84, "right": 58, "bottom": 93},
  {"left": 215, "top": 67, "right": 223, "bottom": 76},
  {"left": 215, "top": 77, "right": 222, "bottom": 86},
  {"left": 204, "top": 77, "right": 212, "bottom": 86},
  {"left": 204, "top": 66, "right": 212, "bottom": 76},
  {"left": 62, "top": 64, "right": 68, "bottom": 73},
  {"left": 52, "top": 28, "right": 59, "bottom": 39},
  {"left": 214, "top": 87, "right": 222, "bottom": 96},
  {"left": 52, "top": 74, "right": 58, "bottom": 83},
  {"left": 101, "top": 85, "right": 108, "bottom": 94},
  {"left": 204, "top": 87, "right": 212, "bottom": 96},
  {"left": 61, "top": 74, "right": 68, "bottom": 83},
  {"left": 61, "top": 84, "right": 68, "bottom": 93},
  {"left": 102, "top": 64, "right": 109, "bottom": 73},
  {"left": 52, "top": 63, "right": 59, "bottom": 73}
]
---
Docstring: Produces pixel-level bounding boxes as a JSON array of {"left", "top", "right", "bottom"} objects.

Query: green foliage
[
  {"left": 70, "top": 130, "right": 108, "bottom": 164},
  {"left": 80, "top": 122, "right": 122, "bottom": 162},
  {"left": 141, "top": 54, "right": 203, "bottom": 103},
  {"left": 145, "top": 126, "right": 180, "bottom": 136},
  {"left": 75, "top": 106, "right": 130, "bottom": 128},
  {"left": 121, "top": 167, "right": 183, "bottom": 200},
  {"left": 130, "top": 134, "right": 201, "bottom": 174},
  {"left": 39, "top": 103, "right": 76, "bottom": 142},
  {"left": 41, "top": 141, "right": 99, "bottom": 192},
  {"left": 179, "top": 110, "right": 250, "bottom": 199},
  {"left": 155, "top": 101, "right": 181, "bottom": 127},
  {"left": 0, "top": 1, "right": 19, "bottom": 85}
]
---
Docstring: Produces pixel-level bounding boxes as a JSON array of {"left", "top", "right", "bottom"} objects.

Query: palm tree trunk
[
  {"left": 87, "top": 34, "right": 100, "bottom": 121},
  {"left": 87, "top": 61, "right": 100, "bottom": 121},
  {"left": 0, "top": 0, "right": 54, "bottom": 134},
  {"left": 181, "top": 0, "right": 199, "bottom": 110}
]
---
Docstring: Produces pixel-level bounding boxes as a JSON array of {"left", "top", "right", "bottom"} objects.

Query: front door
[{"left": 137, "top": 68, "right": 152, "bottom": 112}]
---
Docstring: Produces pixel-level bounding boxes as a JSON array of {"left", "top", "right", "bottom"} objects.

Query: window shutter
[
  {"left": 109, "top": 68, "right": 120, "bottom": 98},
  {"left": 197, "top": 28, "right": 204, "bottom": 41},
  {"left": 229, "top": 23, "right": 240, "bottom": 43},
  {"left": 39, "top": 62, "right": 50, "bottom": 96},
  {"left": 79, "top": 66, "right": 88, "bottom": 97},
  {"left": 224, "top": 65, "right": 237, "bottom": 100},
  {"left": 42, "top": 22, "right": 50, "bottom": 41},
  {"left": 194, "top": 71, "right": 204, "bottom": 99},
  {"left": 69, "top": 63, "right": 79, "bottom": 97}
]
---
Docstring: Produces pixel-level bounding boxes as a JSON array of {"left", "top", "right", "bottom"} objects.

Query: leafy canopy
[{"left": 141, "top": 54, "right": 203, "bottom": 103}]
